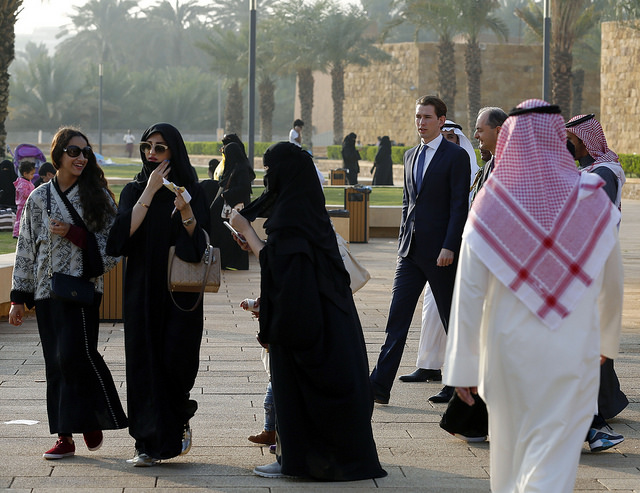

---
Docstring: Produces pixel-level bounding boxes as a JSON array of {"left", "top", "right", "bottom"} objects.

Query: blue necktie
[{"left": 415, "top": 145, "right": 427, "bottom": 191}]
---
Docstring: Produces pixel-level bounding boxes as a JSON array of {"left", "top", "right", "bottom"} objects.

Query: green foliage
[
  {"left": 620, "top": 153, "right": 640, "bottom": 177},
  {"left": 184, "top": 141, "right": 277, "bottom": 157}
]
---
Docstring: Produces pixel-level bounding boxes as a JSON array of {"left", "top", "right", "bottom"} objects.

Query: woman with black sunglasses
[
  {"left": 9, "top": 127, "right": 128, "bottom": 459},
  {"left": 106, "top": 122, "right": 209, "bottom": 466}
]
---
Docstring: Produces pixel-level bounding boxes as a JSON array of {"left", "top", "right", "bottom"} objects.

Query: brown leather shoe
[{"left": 248, "top": 430, "right": 276, "bottom": 445}]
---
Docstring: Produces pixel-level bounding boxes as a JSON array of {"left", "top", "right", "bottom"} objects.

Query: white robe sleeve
[
  {"left": 443, "top": 239, "right": 489, "bottom": 387},
  {"left": 598, "top": 233, "right": 624, "bottom": 359}
]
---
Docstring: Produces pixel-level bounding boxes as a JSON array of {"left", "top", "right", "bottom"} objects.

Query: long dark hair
[{"left": 50, "top": 127, "right": 116, "bottom": 232}]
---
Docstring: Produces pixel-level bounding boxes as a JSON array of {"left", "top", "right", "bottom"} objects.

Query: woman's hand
[
  {"left": 455, "top": 386, "right": 478, "bottom": 406},
  {"left": 175, "top": 190, "right": 191, "bottom": 214},
  {"left": 229, "top": 209, "right": 250, "bottom": 235},
  {"left": 9, "top": 304, "right": 24, "bottom": 326},
  {"left": 145, "top": 160, "right": 170, "bottom": 194},
  {"left": 49, "top": 219, "right": 70, "bottom": 238}
]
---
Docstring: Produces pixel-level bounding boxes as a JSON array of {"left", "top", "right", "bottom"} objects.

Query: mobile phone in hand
[{"left": 223, "top": 220, "right": 246, "bottom": 244}]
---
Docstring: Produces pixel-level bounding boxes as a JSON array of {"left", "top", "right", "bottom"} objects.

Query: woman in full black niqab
[
  {"left": 210, "top": 141, "right": 255, "bottom": 270},
  {"left": 230, "top": 142, "right": 386, "bottom": 481},
  {"left": 106, "top": 122, "right": 208, "bottom": 465},
  {"left": 341, "top": 132, "right": 360, "bottom": 185},
  {"left": 0, "top": 159, "right": 17, "bottom": 208},
  {"left": 371, "top": 136, "right": 394, "bottom": 185}
]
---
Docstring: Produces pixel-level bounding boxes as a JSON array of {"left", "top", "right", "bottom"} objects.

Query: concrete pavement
[{"left": 1, "top": 201, "right": 639, "bottom": 492}]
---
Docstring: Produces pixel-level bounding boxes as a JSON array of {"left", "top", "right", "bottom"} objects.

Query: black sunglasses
[
  {"left": 64, "top": 145, "right": 93, "bottom": 158},
  {"left": 140, "top": 142, "right": 169, "bottom": 154}
]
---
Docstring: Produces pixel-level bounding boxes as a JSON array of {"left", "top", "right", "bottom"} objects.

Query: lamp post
[
  {"left": 98, "top": 63, "right": 103, "bottom": 154},
  {"left": 248, "top": 0, "right": 257, "bottom": 168},
  {"left": 542, "top": 0, "right": 551, "bottom": 102}
]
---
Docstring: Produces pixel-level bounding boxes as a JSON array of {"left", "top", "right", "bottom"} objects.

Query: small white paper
[
  {"left": 163, "top": 178, "right": 192, "bottom": 203},
  {"left": 4, "top": 419, "right": 39, "bottom": 425}
]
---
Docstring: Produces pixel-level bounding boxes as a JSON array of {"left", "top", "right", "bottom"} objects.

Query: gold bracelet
[{"left": 137, "top": 201, "right": 149, "bottom": 209}]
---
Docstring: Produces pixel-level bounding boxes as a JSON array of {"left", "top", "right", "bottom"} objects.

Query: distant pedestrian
[
  {"left": 289, "top": 119, "right": 303, "bottom": 147},
  {"left": 371, "top": 136, "right": 393, "bottom": 185},
  {"left": 341, "top": 132, "right": 360, "bottom": 185},
  {"left": 123, "top": 130, "right": 135, "bottom": 158},
  {"left": 13, "top": 161, "right": 36, "bottom": 237}
]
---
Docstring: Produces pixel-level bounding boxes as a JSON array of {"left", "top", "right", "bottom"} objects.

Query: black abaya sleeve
[{"left": 106, "top": 183, "right": 139, "bottom": 257}]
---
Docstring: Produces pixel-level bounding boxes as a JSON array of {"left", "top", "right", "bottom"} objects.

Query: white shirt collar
[{"left": 421, "top": 133, "right": 443, "bottom": 151}]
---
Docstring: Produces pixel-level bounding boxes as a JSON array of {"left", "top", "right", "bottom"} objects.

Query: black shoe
[
  {"left": 373, "top": 392, "right": 389, "bottom": 405},
  {"left": 399, "top": 368, "right": 442, "bottom": 382},
  {"left": 429, "top": 385, "right": 454, "bottom": 403}
]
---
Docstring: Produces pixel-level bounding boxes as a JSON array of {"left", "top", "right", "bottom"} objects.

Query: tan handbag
[
  {"left": 167, "top": 230, "right": 220, "bottom": 311},
  {"left": 335, "top": 231, "right": 371, "bottom": 293}
]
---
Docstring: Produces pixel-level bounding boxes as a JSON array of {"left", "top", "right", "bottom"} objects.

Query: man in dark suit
[{"left": 370, "top": 95, "right": 470, "bottom": 405}]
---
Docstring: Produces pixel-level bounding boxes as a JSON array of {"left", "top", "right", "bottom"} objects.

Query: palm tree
[
  {"left": 0, "top": 0, "right": 23, "bottom": 156},
  {"left": 270, "top": 0, "right": 330, "bottom": 147},
  {"left": 515, "top": 0, "right": 600, "bottom": 116},
  {"left": 57, "top": 0, "right": 138, "bottom": 67},
  {"left": 320, "top": 3, "right": 390, "bottom": 144},
  {"left": 145, "top": 0, "right": 211, "bottom": 66},
  {"left": 386, "top": 0, "right": 461, "bottom": 119},
  {"left": 456, "top": 0, "right": 508, "bottom": 133}
]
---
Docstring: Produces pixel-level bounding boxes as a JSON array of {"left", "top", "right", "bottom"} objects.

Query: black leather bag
[{"left": 51, "top": 272, "right": 95, "bottom": 305}]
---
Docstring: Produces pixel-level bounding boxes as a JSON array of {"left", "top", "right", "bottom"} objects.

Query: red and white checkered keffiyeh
[{"left": 466, "top": 99, "right": 620, "bottom": 330}]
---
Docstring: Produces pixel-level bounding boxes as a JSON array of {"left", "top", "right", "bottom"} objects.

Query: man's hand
[{"left": 437, "top": 248, "right": 454, "bottom": 267}]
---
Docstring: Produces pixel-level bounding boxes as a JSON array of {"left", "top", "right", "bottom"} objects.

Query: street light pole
[
  {"left": 248, "top": 0, "right": 257, "bottom": 168},
  {"left": 542, "top": 0, "right": 551, "bottom": 102},
  {"left": 98, "top": 63, "right": 103, "bottom": 154}
]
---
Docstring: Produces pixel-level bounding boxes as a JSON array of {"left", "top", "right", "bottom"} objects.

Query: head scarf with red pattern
[
  {"left": 566, "top": 114, "right": 618, "bottom": 165},
  {"left": 466, "top": 99, "right": 620, "bottom": 330}
]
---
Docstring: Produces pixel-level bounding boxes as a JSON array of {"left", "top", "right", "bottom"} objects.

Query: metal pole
[
  {"left": 98, "top": 63, "right": 103, "bottom": 154},
  {"left": 542, "top": 0, "right": 551, "bottom": 102},
  {"left": 248, "top": 0, "right": 257, "bottom": 168}
]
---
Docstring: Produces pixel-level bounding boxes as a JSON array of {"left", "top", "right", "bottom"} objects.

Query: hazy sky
[{"left": 15, "top": 0, "right": 359, "bottom": 35}]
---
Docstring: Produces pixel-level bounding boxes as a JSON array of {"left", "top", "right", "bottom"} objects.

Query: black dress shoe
[
  {"left": 399, "top": 368, "right": 442, "bottom": 382},
  {"left": 429, "top": 385, "right": 454, "bottom": 403},
  {"left": 373, "top": 393, "right": 389, "bottom": 405}
]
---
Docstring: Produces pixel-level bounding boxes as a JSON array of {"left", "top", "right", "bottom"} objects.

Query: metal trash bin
[
  {"left": 328, "top": 208, "right": 350, "bottom": 240},
  {"left": 344, "top": 186, "right": 371, "bottom": 243},
  {"left": 330, "top": 169, "right": 347, "bottom": 185},
  {"left": 100, "top": 259, "right": 125, "bottom": 323}
]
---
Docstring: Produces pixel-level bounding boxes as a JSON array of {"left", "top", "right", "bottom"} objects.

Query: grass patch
[{"left": 0, "top": 232, "right": 17, "bottom": 255}]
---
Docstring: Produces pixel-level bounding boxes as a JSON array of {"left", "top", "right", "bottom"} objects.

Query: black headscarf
[
  {"left": 241, "top": 142, "right": 335, "bottom": 251},
  {"left": 342, "top": 132, "right": 359, "bottom": 161},
  {"left": 0, "top": 159, "right": 17, "bottom": 207},
  {"left": 220, "top": 142, "right": 256, "bottom": 185},
  {"left": 134, "top": 123, "right": 198, "bottom": 189}
]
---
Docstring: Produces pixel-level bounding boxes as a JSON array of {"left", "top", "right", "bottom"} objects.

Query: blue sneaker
[{"left": 587, "top": 424, "right": 624, "bottom": 452}]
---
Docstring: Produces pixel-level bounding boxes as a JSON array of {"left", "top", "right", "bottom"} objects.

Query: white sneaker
[
  {"left": 126, "top": 451, "right": 159, "bottom": 467},
  {"left": 253, "top": 461, "right": 284, "bottom": 478},
  {"left": 588, "top": 424, "right": 624, "bottom": 452},
  {"left": 181, "top": 422, "right": 192, "bottom": 455}
]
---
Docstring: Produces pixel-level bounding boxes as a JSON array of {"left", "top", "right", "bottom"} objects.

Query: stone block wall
[
  {"left": 601, "top": 21, "right": 640, "bottom": 155},
  {"left": 338, "top": 41, "right": 600, "bottom": 147}
]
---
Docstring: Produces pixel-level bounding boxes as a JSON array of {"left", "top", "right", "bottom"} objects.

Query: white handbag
[{"left": 335, "top": 231, "right": 371, "bottom": 293}]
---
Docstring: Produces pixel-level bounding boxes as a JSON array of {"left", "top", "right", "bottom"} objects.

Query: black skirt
[{"left": 35, "top": 295, "right": 128, "bottom": 434}]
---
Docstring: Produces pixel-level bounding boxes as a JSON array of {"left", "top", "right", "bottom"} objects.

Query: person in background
[
  {"left": 230, "top": 142, "right": 386, "bottom": 481},
  {"left": 444, "top": 100, "right": 623, "bottom": 492},
  {"left": 289, "top": 119, "right": 304, "bottom": 147},
  {"left": 211, "top": 142, "right": 255, "bottom": 270},
  {"left": 0, "top": 159, "right": 17, "bottom": 209},
  {"left": 13, "top": 161, "right": 36, "bottom": 238},
  {"left": 9, "top": 127, "right": 127, "bottom": 460},
  {"left": 341, "top": 132, "right": 360, "bottom": 185},
  {"left": 123, "top": 129, "right": 135, "bottom": 158},
  {"left": 107, "top": 122, "right": 209, "bottom": 467},
  {"left": 34, "top": 162, "right": 56, "bottom": 187},
  {"left": 371, "top": 135, "right": 393, "bottom": 185},
  {"left": 201, "top": 158, "right": 220, "bottom": 208}
]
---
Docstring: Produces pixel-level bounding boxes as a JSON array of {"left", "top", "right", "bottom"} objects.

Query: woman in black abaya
[
  {"left": 371, "top": 135, "right": 394, "bottom": 185},
  {"left": 106, "top": 123, "right": 208, "bottom": 466},
  {"left": 341, "top": 132, "right": 360, "bottom": 185},
  {"left": 210, "top": 141, "right": 255, "bottom": 270},
  {"left": 229, "top": 142, "right": 386, "bottom": 481}
]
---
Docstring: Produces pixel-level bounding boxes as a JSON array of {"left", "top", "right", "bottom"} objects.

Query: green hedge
[{"left": 185, "top": 141, "right": 277, "bottom": 157}]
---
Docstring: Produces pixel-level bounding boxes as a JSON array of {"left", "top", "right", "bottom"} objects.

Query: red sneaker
[
  {"left": 83, "top": 430, "right": 103, "bottom": 451},
  {"left": 43, "top": 438, "right": 75, "bottom": 459}
]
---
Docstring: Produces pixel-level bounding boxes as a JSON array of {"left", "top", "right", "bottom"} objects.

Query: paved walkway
[{"left": 1, "top": 201, "right": 639, "bottom": 492}]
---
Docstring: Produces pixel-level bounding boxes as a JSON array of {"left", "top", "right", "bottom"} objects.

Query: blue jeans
[{"left": 264, "top": 380, "right": 275, "bottom": 432}]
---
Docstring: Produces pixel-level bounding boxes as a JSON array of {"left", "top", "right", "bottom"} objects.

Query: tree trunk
[
  {"left": 225, "top": 79, "right": 243, "bottom": 137},
  {"left": 331, "top": 63, "right": 344, "bottom": 145},
  {"left": 551, "top": 48, "right": 572, "bottom": 117},
  {"left": 298, "top": 67, "right": 314, "bottom": 148},
  {"left": 258, "top": 76, "right": 275, "bottom": 142},
  {"left": 571, "top": 68, "right": 584, "bottom": 117},
  {"left": 438, "top": 36, "right": 456, "bottom": 121},
  {"left": 0, "top": 3, "right": 20, "bottom": 158},
  {"left": 464, "top": 39, "right": 482, "bottom": 137}
]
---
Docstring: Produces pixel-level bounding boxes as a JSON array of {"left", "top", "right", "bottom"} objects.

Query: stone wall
[
  {"left": 601, "top": 21, "right": 640, "bottom": 155},
  {"left": 320, "top": 41, "right": 600, "bottom": 147}
]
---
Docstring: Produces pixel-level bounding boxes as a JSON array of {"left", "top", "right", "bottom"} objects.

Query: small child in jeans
[
  {"left": 241, "top": 298, "right": 276, "bottom": 446},
  {"left": 13, "top": 161, "right": 36, "bottom": 238}
]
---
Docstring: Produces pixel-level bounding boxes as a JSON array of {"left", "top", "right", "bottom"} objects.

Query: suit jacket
[{"left": 398, "top": 138, "right": 470, "bottom": 259}]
